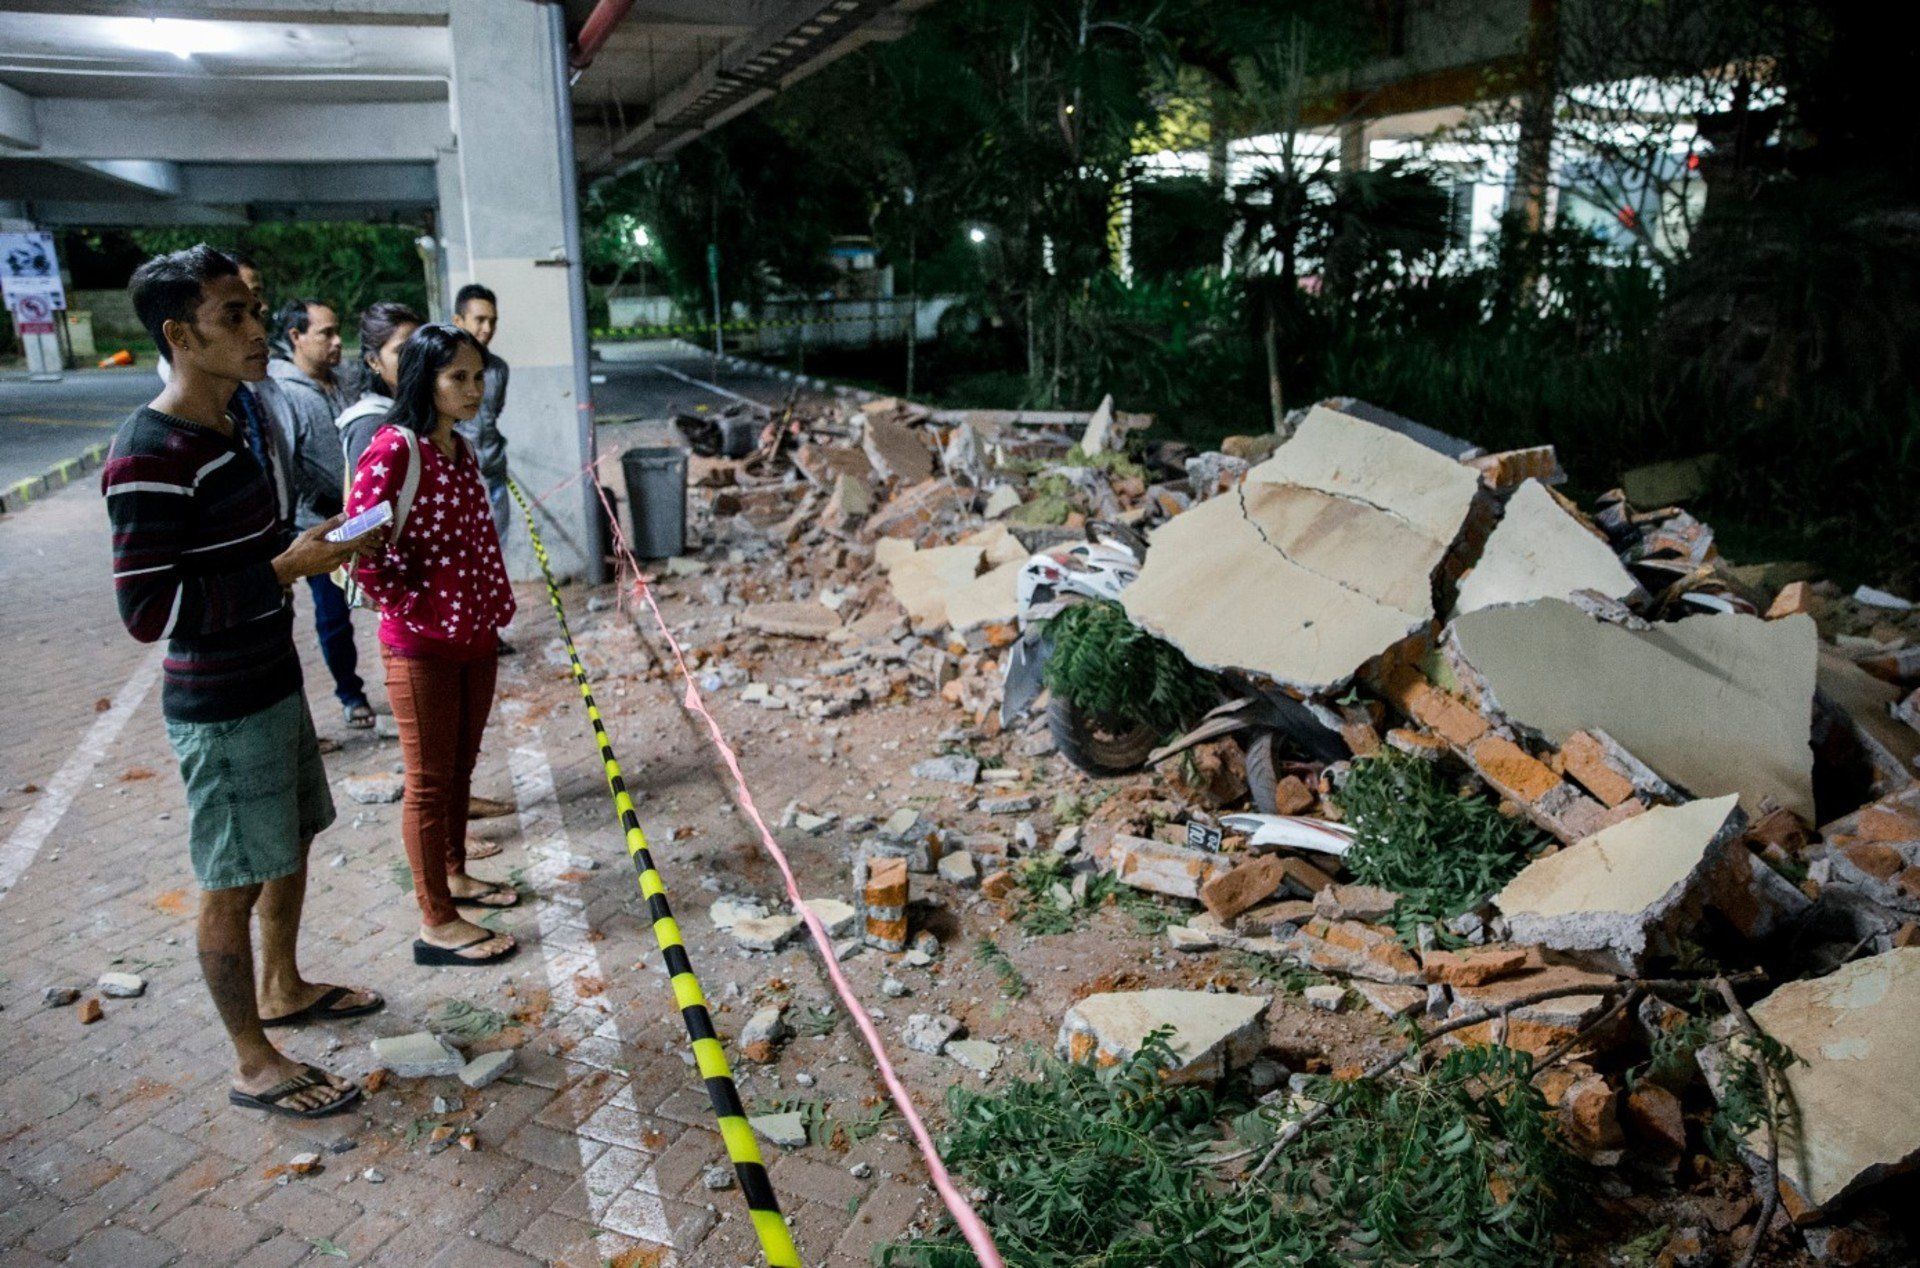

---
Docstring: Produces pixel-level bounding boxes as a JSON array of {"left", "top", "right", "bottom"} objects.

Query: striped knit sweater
[{"left": 101, "top": 405, "right": 300, "bottom": 723}]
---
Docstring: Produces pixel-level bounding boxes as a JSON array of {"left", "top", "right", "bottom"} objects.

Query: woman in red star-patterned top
[{"left": 345, "top": 323, "right": 524, "bottom": 967}]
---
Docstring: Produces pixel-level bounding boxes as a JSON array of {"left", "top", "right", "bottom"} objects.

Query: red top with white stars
[{"left": 346, "top": 424, "right": 516, "bottom": 661}]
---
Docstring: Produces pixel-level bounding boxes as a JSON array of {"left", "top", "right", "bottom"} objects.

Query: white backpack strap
[{"left": 391, "top": 428, "right": 422, "bottom": 541}]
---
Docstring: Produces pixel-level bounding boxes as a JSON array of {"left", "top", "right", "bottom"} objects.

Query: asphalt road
[
  {"left": 0, "top": 342, "right": 804, "bottom": 493},
  {"left": 0, "top": 366, "right": 155, "bottom": 490}
]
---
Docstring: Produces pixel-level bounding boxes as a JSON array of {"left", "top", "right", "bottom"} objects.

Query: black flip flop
[
  {"left": 452, "top": 883, "right": 520, "bottom": 910},
  {"left": 260, "top": 984, "right": 386, "bottom": 1030},
  {"left": 414, "top": 933, "right": 518, "bottom": 966},
  {"left": 229, "top": 1064, "right": 362, "bottom": 1119}
]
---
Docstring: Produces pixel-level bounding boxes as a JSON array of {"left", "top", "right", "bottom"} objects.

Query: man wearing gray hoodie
[{"left": 262, "top": 298, "right": 371, "bottom": 728}]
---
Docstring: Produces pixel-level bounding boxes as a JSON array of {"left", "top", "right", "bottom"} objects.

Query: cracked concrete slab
[
  {"left": 1450, "top": 599, "right": 1817, "bottom": 819},
  {"left": 1494, "top": 794, "right": 1745, "bottom": 971},
  {"left": 882, "top": 544, "right": 985, "bottom": 627},
  {"left": 1123, "top": 405, "right": 1482, "bottom": 691},
  {"left": 1703, "top": 948, "right": 1920, "bottom": 1216},
  {"left": 1455, "top": 478, "right": 1639, "bottom": 615},
  {"left": 943, "top": 558, "right": 1024, "bottom": 632},
  {"left": 1247, "top": 403, "right": 1482, "bottom": 545}
]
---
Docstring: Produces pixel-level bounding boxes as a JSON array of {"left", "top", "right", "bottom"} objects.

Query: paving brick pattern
[{"left": 0, "top": 481, "right": 940, "bottom": 1266}]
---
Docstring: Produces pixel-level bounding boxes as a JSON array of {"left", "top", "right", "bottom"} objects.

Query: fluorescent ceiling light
[{"left": 105, "top": 17, "right": 242, "bottom": 60}]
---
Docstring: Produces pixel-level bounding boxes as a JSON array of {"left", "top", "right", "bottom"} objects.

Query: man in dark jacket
[
  {"left": 260, "top": 298, "right": 372, "bottom": 728},
  {"left": 450, "top": 283, "right": 510, "bottom": 540}
]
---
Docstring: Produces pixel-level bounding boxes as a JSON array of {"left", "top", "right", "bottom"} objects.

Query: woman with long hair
[
  {"left": 344, "top": 324, "right": 520, "bottom": 966},
  {"left": 336, "top": 300, "right": 422, "bottom": 473}
]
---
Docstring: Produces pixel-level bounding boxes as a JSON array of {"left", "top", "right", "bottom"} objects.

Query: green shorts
[{"left": 165, "top": 691, "right": 336, "bottom": 890}]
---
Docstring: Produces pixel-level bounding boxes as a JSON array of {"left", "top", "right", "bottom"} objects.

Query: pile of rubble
[{"left": 602, "top": 386, "right": 1920, "bottom": 1264}]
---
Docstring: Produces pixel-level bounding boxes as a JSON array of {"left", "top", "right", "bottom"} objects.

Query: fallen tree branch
[
  {"left": 1247, "top": 972, "right": 1761, "bottom": 1181},
  {"left": 1714, "top": 976, "right": 1782, "bottom": 1268}
]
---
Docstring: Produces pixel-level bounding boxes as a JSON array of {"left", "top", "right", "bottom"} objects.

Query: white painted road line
[
  {"left": 652, "top": 362, "right": 764, "bottom": 407},
  {"left": 509, "top": 736, "right": 678, "bottom": 1261},
  {"left": 0, "top": 644, "right": 165, "bottom": 900}
]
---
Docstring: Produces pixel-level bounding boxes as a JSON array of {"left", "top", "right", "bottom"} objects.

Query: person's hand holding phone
[{"left": 273, "top": 513, "right": 385, "bottom": 585}]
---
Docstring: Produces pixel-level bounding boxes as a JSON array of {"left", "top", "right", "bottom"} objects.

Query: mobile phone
[{"left": 327, "top": 500, "right": 393, "bottom": 544}]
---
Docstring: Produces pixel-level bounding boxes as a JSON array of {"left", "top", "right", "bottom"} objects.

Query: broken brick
[
  {"left": 1557, "top": 731, "right": 1637, "bottom": 807},
  {"left": 1199, "top": 855, "right": 1288, "bottom": 923},
  {"left": 1271, "top": 774, "right": 1316, "bottom": 815},
  {"left": 1109, "top": 835, "right": 1229, "bottom": 901},
  {"left": 1421, "top": 945, "right": 1528, "bottom": 987},
  {"left": 1467, "top": 735, "right": 1563, "bottom": 804},
  {"left": 1409, "top": 684, "right": 1490, "bottom": 748},
  {"left": 1287, "top": 918, "right": 1423, "bottom": 984},
  {"left": 1766, "top": 581, "right": 1815, "bottom": 619},
  {"left": 863, "top": 855, "right": 910, "bottom": 908},
  {"left": 77, "top": 997, "right": 103, "bottom": 1024},
  {"left": 1624, "top": 1084, "right": 1687, "bottom": 1161},
  {"left": 1273, "top": 854, "right": 1337, "bottom": 898}
]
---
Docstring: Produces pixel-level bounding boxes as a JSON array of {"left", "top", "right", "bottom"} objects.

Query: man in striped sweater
[{"left": 104, "top": 245, "right": 385, "bottom": 1118}]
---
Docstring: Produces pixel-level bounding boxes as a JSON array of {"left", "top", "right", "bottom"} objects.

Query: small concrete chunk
[
  {"left": 936, "top": 850, "right": 979, "bottom": 888},
  {"left": 946, "top": 1039, "right": 1003, "bottom": 1075},
  {"left": 370, "top": 1032, "right": 465, "bottom": 1079},
  {"left": 459, "top": 1050, "right": 515, "bottom": 1090},
  {"left": 709, "top": 897, "right": 770, "bottom": 930},
  {"left": 912, "top": 755, "right": 980, "bottom": 785},
  {"left": 731, "top": 913, "right": 803, "bottom": 953},
  {"left": 1304, "top": 984, "right": 1347, "bottom": 1012},
  {"left": 1059, "top": 989, "right": 1270, "bottom": 1083},
  {"left": 340, "top": 773, "right": 404, "bottom": 804},
  {"left": 803, "top": 898, "right": 859, "bottom": 938},
  {"left": 903, "top": 1013, "right": 964, "bottom": 1055},
  {"left": 42, "top": 986, "right": 80, "bottom": 1007},
  {"left": 96, "top": 972, "right": 146, "bottom": 998},
  {"left": 703, "top": 1164, "right": 737, "bottom": 1190},
  {"left": 1109, "top": 834, "right": 1230, "bottom": 901},
  {"left": 750, "top": 1112, "right": 809, "bottom": 1149},
  {"left": 739, "top": 1006, "right": 789, "bottom": 1063}
]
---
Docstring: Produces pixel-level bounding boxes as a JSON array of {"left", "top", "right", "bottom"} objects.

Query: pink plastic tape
[{"left": 581, "top": 476, "right": 1007, "bottom": 1268}]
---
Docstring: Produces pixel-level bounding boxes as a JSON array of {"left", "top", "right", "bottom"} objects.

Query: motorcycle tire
[
  {"left": 1243, "top": 729, "right": 1282, "bottom": 815},
  {"left": 1048, "top": 696, "right": 1156, "bottom": 777}
]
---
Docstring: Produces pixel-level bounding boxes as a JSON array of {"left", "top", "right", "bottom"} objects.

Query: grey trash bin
[{"left": 620, "top": 445, "right": 688, "bottom": 559}]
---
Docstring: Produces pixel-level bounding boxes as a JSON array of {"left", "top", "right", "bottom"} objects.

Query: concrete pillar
[
  {"left": 434, "top": 144, "right": 470, "bottom": 317},
  {"left": 1338, "top": 122, "right": 1371, "bottom": 174},
  {"left": 448, "top": 0, "right": 600, "bottom": 583}
]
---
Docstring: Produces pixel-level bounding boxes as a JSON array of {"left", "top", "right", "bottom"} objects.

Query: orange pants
[{"left": 382, "top": 646, "right": 497, "bottom": 925}]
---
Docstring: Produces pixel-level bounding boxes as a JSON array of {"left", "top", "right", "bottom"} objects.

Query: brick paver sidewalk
[{"left": 0, "top": 480, "right": 938, "bottom": 1266}]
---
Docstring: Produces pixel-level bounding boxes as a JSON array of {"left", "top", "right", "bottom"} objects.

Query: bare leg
[
  {"left": 256, "top": 840, "right": 378, "bottom": 1020},
  {"left": 198, "top": 885, "right": 349, "bottom": 1110}
]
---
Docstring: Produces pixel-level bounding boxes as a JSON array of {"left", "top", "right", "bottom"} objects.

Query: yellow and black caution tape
[
  {"left": 592, "top": 311, "right": 904, "bottom": 341},
  {"left": 506, "top": 477, "right": 802, "bottom": 1268}
]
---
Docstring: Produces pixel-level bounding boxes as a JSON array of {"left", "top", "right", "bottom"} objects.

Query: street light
[
  {"left": 632, "top": 225, "right": 651, "bottom": 249},
  {"left": 968, "top": 226, "right": 987, "bottom": 245}
]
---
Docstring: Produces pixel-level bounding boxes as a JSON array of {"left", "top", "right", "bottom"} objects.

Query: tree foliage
[{"left": 128, "top": 223, "right": 428, "bottom": 320}]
